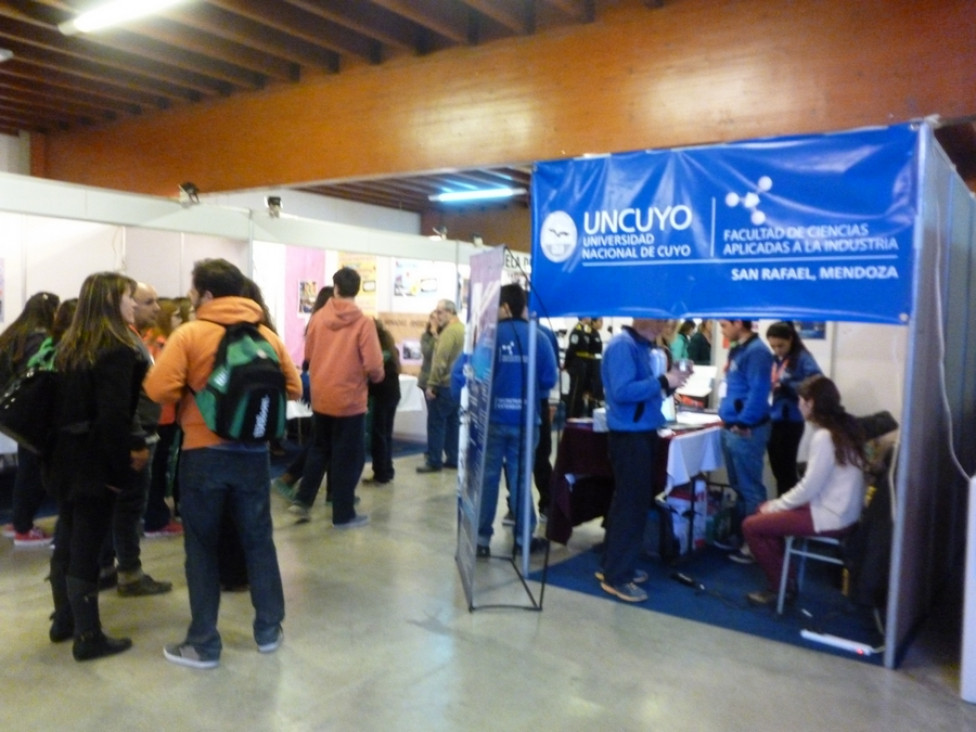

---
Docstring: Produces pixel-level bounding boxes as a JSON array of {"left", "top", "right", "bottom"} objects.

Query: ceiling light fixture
[
  {"left": 0, "top": 49, "right": 12, "bottom": 63},
  {"left": 59, "top": 0, "right": 188, "bottom": 36},
  {"left": 428, "top": 187, "right": 526, "bottom": 204}
]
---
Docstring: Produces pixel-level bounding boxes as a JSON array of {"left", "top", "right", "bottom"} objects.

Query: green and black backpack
[{"left": 194, "top": 322, "right": 287, "bottom": 443}]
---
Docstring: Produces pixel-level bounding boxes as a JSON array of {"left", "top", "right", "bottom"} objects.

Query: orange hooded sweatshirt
[
  {"left": 305, "top": 296, "right": 384, "bottom": 417},
  {"left": 144, "top": 296, "right": 302, "bottom": 450}
]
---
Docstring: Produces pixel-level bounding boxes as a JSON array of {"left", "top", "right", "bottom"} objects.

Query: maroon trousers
[{"left": 742, "top": 505, "right": 848, "bottom": 591}]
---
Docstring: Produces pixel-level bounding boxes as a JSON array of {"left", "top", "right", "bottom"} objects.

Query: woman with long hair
[
  {"left": 271, "top": 286, "right": 334, "bottom": 500},
  {"left": 766, "top": 321, "right": 822, "bottom": 496},
  {"left": 0, "top": 291, "right": 60, "bottom": 546},
  {"left": 46, "top": 273, "right": 150, "bottom": 661},
  {"left": 142, "top": 298, "right": 187, "bottom": 537},
  {"left": 742, "top": 375, "right": 866, "bottom": 606},
  {"left": 687, "top": 319, "right": 712, "bottom": 365},
  {"left": 364, "top": 319, "right": 401, "bottom": 485}
]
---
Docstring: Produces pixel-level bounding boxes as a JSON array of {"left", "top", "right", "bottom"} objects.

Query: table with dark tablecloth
[{"left": 546, "top": 421, "right": 723, "bottom": 544}]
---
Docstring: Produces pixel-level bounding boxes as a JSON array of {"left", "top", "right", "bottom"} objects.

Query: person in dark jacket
[
  {"left": 46, "top": 273, "right": 150, "bottom": 661},
  {"left": 0, "top": 291, "right": 60, "bottom": 547},
  {"left": 766, "top": 321, "right": 822, "bottom": 496},
  {"left": 364, "top": 319, "right": 402, "bottom": 485},
  {"left": 563, "top": 317, "right": 593, "bottom": 418}
]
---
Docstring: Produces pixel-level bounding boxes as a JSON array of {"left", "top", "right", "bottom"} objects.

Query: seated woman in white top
[{"left": 742, "top": 375, "right": 866, "bottom": 606}]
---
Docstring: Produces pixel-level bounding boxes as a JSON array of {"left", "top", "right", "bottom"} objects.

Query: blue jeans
[
  {"left": 478, "top": 423, "right": 538, "bottom": 546},
  {"left": 425, "top": 385, "right": 459, "bottom": 469},
  {"left": 721, "top": 421, "right": 772, "bottom": 527},
  {"left": 602, "top": 431, "right": 658, "bottom": 586},
  {"left": 178, "top": 447, "right": 284, "bottom": 657}
]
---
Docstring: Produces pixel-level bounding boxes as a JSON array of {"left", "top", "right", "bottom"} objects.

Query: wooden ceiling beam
[
  {"left": 282, "top": 0, "right": 417, "bottom": 54},
  {"left": 205, "top": 0, "right": 379, "bottom": 63},
  {"left": 0, "top": 63, "right": 149, "bottom": 113},
  {"left": 167, "top": 4, "right": 337, "bottom": 72},
  {"left": 460, "top": 0, "right": 534, "bottom": 35},
  {"left": 368, "top": 0, "right": 473, "bottom": 45}
]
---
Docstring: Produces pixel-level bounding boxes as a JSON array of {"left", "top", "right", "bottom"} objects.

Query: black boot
[
  {"left": 48, "top": 559, "right": 74, "bottom": 643},
  {"left": 66, "top": 576, "right": 132, "bottom": 662}
]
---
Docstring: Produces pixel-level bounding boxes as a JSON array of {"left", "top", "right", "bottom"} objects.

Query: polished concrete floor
[{"left": 2, "top": 454, "right": 975, "bottom": 732}]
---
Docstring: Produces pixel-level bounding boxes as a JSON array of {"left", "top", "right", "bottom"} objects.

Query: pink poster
[{"left": 284, "top": 246, "right": 326, "bottom": 365}]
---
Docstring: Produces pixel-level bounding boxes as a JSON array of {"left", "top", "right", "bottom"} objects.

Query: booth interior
[{"left": 529, "top": 122, "right": 976, "bottom": 672}]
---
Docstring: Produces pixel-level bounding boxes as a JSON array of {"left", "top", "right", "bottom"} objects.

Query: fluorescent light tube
[
  {"left": 429, "top": 187, "right": 526, "bottom": 203},
  {"left": 59, "top": 0, "right": 188, "bottom": 35}
]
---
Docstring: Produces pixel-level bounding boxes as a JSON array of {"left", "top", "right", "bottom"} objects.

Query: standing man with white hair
[{"left": 418, "top": 299, "right": 464, "bottom": 473}]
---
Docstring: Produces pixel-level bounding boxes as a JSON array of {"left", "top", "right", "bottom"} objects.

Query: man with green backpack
[{"left": 145, "top": 258, "right": 302, "bottom": 669}]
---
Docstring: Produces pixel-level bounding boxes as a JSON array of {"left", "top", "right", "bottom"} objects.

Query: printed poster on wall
[
  {"left": 377, "top": 311, "right": 430, "bottom": 377},
  {"left": 339, "top": 254, "right": 377, "bottom": 315},
  {"left": 530, "top": 124, "right": 919, "bottom": 324}
]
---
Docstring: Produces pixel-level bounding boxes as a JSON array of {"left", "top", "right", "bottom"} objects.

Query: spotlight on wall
[
  {"left": 178, "top": 181, "right": 199, "bottom": 205},
  {"left": 430, "top": 226, "right": 447, "bottom": 240},
  {"left": 0, "top": 49, "right": 13, "bottom": 63},
  {"left": 266, "top": 196, "right": 282, "bottom": 218},
  {"left": 472, "top": 234, "right": 484, "bottom": 246}
]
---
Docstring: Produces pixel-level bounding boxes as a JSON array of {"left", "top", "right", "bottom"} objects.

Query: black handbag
[{"left": 0, "top": 367, "right": 60, "bottom": 456}]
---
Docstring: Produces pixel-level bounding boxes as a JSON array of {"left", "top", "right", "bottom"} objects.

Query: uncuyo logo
[{"left": 539, "top": 211, "right": 577, "bottom": 263}]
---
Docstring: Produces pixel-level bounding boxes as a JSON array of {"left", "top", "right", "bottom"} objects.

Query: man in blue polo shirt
[{"left": 717, "top": 318, "right": 774, "bottom": 563}]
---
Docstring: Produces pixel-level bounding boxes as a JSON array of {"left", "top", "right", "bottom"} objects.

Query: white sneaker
[
  {"left": 333, "top": 514, "right": 369, "bottom": 530},
  {"left": 288, "top": 503, "right": 310, "bottom": 523}
]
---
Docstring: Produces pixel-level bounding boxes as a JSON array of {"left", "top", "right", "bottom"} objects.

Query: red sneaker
[
  {"left": 144, "top": 520, "right": 184, "bottom": 539},
  {"left": 14, "top": 526, "right": 53, "bottom": 548}
]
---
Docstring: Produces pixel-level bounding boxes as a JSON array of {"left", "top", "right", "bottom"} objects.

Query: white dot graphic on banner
[{"left": 726, "top": 176, "right": 773, "bottom": 225}]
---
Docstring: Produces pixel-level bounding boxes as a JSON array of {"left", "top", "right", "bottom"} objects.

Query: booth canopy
[{"left": 529, "top": 123, "right": 919, "bottom": 324}]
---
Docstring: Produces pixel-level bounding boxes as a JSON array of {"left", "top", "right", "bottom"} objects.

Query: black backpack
[{"left": 194, "top": 322, "right": 287, "bottom": 443}]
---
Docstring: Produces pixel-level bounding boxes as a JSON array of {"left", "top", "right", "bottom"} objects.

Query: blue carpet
[{"left": 532, "top": 545, "right": 885, "bottom": 665}]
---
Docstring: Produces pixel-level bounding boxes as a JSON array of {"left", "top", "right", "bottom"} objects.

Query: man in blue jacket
[
  {"left": 717, "top": 319, "right": 774, "bottom": 563},
  {"left": 599, "top": 319, "right": 689, "bottom": 602},
  {"left": 476, "top": 284, "right": 558, "bottom": 558}
]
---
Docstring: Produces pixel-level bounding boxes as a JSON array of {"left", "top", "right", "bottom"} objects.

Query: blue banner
[
  {"left": 530, "top": 124, "right": 919, "bottom": 323},
  {"left": 455, "top": 246, "right": 505, "bottom": 608}
]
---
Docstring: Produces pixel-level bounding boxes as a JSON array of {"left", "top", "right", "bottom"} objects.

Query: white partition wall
[
  {"left": 891, "top": 127, "right": 976, "bottom": 671},
  {"left": 124, "top": 228, "right": 185, "bottom": 297},
  {"left": 0, "top": 172, "right": 475, "bottom": 332},
  {"left": 0, "top": 212, "right": 123, "bottom": 319}
]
